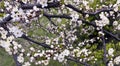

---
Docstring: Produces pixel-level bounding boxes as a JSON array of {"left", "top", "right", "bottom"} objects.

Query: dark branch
[
  {"left": 43, "top": 13, "right": 72, "bottom": 19},
  {"left": 0, "top": 15, "right": 12, "bottom": 24},
  {"left": 103, "top": 30, "right": 120, "bottom": 41},
  {"left": 20, "top": 2, "right": 61, "bottom": 9},
  {"left": 21, "top": 34, "right": 53, "bottom": 49},
  {"left": 65, "top": 4, "right": 113, "bottom": 16},
  {"left": 45, "top": 14, "right": 57, "bottom": 26},
  {"left": 66, "top": 56, "right": 91, "bottom": 66},
  {"left": 101, "top": 29, "right": 107, "bottom": 66}
]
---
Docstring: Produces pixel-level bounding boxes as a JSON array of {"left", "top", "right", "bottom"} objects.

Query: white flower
[
  {"left": 76, "top": 51, "right": 81, "bottom": 57},
  {"left": 11, "top": 7, "right": 26, "bottom": 22},
  {"left": 81, "top": 48, "right": 89, "bottom": 56},
  {"left": 30, "top": 47, "right": 35, "bottom": 51},
  {"left": 114, "top": 6, "right": 118, "bottom": 12},
  {"left": 21, "top": 49, "right": 25, "bottom": 52},
  {"left": 57, "top": 49, "right": 70, "bottom": 62},
  {"left": 30, "top": 57, "right": 35, "bottom": 62},
  {"left": 9, "top": 26, "right": 23, "bottom": 38},
  {"left": 22, "top": 0, "right": 28, "bottom": 4},
  {"left": 22, "top": 62, "right": 31, "bottom": 66},
  {"left": 108, "top": 48, "right": 114, "bottom": 56},
  {"left": 37, "top": 0, "right": 48, "bottom": 8},
  {"left": 13, "top": 46, "right": 18, "bottom": 50},
  {"left": 58, "top": 54, "right": 65, "bottom": 62},
  {"left": 116, "top": 24, "right": 120, "bottom": 30},
  {"left": 98, "top": 31, "right": 104, "bottom": 36},
  {"left": 83, "top": 1, "right": 88, "bottom": 6},
  {"left": 38, "top": 61, "right": 41, "bottom": 64},
  {"left": 0, "top": 30, "right": 7, "bottom": 39},
  {"left": 0, "top": 41, "right": 12, "bottom": 55},
  {"left": 116, "top": 0, "right": 120, "bottom": 4},
  {"left": 113, "top": 21, "right": 118, "bottom": 26},
  {"left": 108, "top": 61, "right": 114, "bottom": 66},
  {"left": 95, "top": 12, "right": 109, "bottom": 27},
  {"left": 53, "top": 53, "right": 58, "bottom": 60},
  {"left": 77, "top": 20, "right": 82, "bottom": 26},
  {"left": 114, "top": 56, "right": 120, "bottom": 64},
  {"left": 4, "top": 1, "right": 10, "bottom": 7},
  {"left": 0, "top": 27, "right": 8, "bottom": 39},
  {"left": 18, "top": 44, "right": 22, "bottom": 48},
  {"left": 17, "top": 54, "right": 24, "bottom": 63},
  {"left": 73, "top": 0, "right": 80, "bottom": 3},
  {"left": 62, "top": 49, "right": 70, "bottom": 56},
  {"left": 70, "top": 12, "right": 79, "bottom": 22},
  {"left": 33, "top": 6, "right": 39, "bottom": 11},
  {"left": 7, "top": 36, "right": 14, "bottom": 42},
  {"left": 27, "top": 53, "right": 30, "bottom": 57},
  {"left": 43, "top": 60, "right": 49, "bottom": 65},
  {"left": 13, "top": 41, "right": 18, "bottom": 46},
  {"left": 46, "top": 39, "right": 51, "bottom": 45}
]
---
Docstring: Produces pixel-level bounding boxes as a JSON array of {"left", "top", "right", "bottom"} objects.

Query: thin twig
[
  {"left": 101, "top": 29, "right": 107, "bottom": 66},
  {"left": 20, "top": 2, "right": 60, "bottom": 9},
  {"left": 65, "top": 4, "right": 113, "bottom": 16},
  {"left": 21, "top": 34, "right": 53, "bottom": 49}
]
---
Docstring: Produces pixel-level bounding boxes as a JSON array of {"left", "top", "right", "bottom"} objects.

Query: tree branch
[
  {"left": 12, "top": 54, "right": 22, "bottom": 66},
  {"left": 101, "top": 29, "right": 107, "bottom": 66},
  {"left": 65, "top": 4, "right": 113, "bottom": 16},
  {"left": 43, "top": 13, "right": 120, "bottom": 41},
  {"left": 0, "top": 15, "right": 12, "bottom": 24},
  {"left": 20, "top": 1, "right": 61, "bottom": 9},
  {"left": 21, "top": 34, "right": 53, "bottom": 49},
  {"left": 21, "top": 34, "right": 91, "bottom": 66}
]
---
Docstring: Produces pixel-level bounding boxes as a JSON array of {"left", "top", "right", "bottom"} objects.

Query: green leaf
[{"left": 0, "top": 0, "right": 5, "bottom": 9}]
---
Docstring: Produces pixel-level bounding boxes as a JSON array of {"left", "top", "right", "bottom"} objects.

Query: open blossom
[
  {"left": 43, "top": 60, "right": 49, "bottom": 65},
  {"left": 116, "top": 0, "right": 120, "bottom": 4},
  {"left": 8, "top": 26, "right": 23, "bottom": 38},
  {"left": 62, "top": 49, "right": 70, "bottom": 56},
  {"left": 0, "top": 40, "right": 12, "bottom": 55},
  {"left": 81, "top": 48, "right": 90, "bottom": 56},
  {"left": 37, "top": 0, "right": 48, "bottom": 8},
  {"left": 58, "top": 53, "right": 65, "bottom": 62},
  {"left": 116, "top": 24, "right": 120, "bottom": 30},
  {"left": 45, "top": 39, "right": 51, "bottom": 45},
  {"left": 114, "top": 56, "right": 120, "bottom": 64},
  {"left": 113, "top": 21, "right": 118, "bottom": 26},
  {"left": 70, "top": 12, "right": 79, "bottom": 22},
  {"left": 17, "top": 54, "right": 24, "bottom": 63},
  {"left": 30, "top": 47, "right": 35, "bottom": 51},
  {"left": 108, "top": 61, "right": 114, "bottom": 66},
  {"left": 57, "top": 49, "right": 70, "bottom": 62},
  {"left": 108, "top": 48, "right": 114, "bottom": 56},
  {"left": 114, "top": 6, "right": 118, "bottom": 12},
  {"left": 95, "top": 12, "right": 109, "bottom": 27},
  {"left": 11, "top": 7, "right": 26, "bottom": 22},
  {"left": 0, "top": 29, "right": 8, "bottom": 39},
  {"left": 33, "top": 6, "right": 39, "bottom": 11}
]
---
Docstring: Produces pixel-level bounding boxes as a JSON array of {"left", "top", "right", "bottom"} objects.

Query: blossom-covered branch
[{"left": 0, "top": 0, "right": 120, "bottom": 66}]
